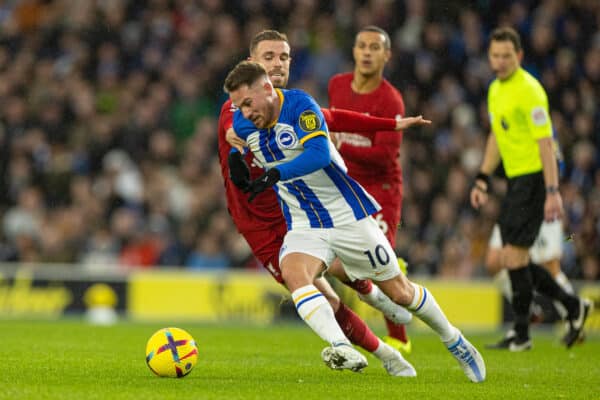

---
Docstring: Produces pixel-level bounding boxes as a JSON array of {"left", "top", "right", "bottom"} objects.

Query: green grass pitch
[{"left": 0, "top": 319, "right": 598, "bottom": 400}]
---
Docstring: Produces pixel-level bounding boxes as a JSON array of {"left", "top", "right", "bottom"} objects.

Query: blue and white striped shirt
[{"left": 232, "top": 88, "right": 380, "bottom": 230}]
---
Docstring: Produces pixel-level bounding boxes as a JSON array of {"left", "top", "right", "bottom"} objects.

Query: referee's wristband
[
  {"left": 473, "top": 172, "right": 491, "bottom": 193},
  {"left": 546, "top": 185, "right": 559, "bottom": 194},
  {"left": 475, "top": 172, "right": 491, "bottom": 186}
]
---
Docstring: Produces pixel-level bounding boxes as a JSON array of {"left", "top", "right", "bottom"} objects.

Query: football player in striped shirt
[{"left": 224, "top": 61, "right": 485, "bottom": 382}]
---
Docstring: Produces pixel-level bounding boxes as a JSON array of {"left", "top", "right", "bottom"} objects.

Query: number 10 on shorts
[{"left": 363, "top": 244, "right": 391, "bottom": 268}]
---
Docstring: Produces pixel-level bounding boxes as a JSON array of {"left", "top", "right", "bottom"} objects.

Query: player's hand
[
  {"left": 395, "top": 115, "right": 432, "bottom": 130},
  {"left": 245, "top": 168, "right": 280, "bottom": 203},
  {"left": 226, "top": 128, "right": 247, "bottom": 153},
  {"left": 470, "top": 180, "right": 488, "bottom": 209},
  {"left": 228, "top": 152, "right": 250, "bottom": 191},
  {"left": 544, "top": 191, "right": 564, "bottom": 221}
]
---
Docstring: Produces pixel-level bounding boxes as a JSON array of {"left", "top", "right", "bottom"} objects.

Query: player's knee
[
  {"left": 503, "top": 246, "right": 530, "bottom": 269},
  {"left": 280, "top": 265, "right": 309, "bottom": 291}
]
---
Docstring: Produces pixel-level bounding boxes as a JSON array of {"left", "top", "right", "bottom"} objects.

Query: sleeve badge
[
  {"left": 298, "top": 110, "right": 321, "bottom": 132},
  {"left": 531, "top": 106, "right": 548, "bottom": 126}
]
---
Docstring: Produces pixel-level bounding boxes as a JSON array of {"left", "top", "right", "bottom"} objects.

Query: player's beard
[
  {"left": 269, "top": 71, "right": 288, "bottom": 88},
  {"left": 254, "top": 106, "right": 274, "bottom": 129}
]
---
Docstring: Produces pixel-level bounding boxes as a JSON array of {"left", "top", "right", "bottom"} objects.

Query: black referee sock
[
  {"left": 508, "top": 267, "right": 534, "bottom": 339},
  {"left": 529, "top": 263, "right": 580, "bottom": 318}
]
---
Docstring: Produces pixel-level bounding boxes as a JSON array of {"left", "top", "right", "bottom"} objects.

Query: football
[{"left": 145, "top": 327, "right": 198, "bottom": 377}]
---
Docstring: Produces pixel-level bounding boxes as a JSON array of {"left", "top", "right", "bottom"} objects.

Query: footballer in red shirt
[{"left": 329, "top": 26, "right": 410, "bottom": 351}]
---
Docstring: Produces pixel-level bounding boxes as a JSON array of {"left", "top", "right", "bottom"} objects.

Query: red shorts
[{"left": 240, "top": 223, "right": 288, "bottom": 284}]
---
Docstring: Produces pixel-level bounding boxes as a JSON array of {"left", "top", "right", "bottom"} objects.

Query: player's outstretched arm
[
  {"left": 323, "top": 108, "right": 431, "bottom": 133},
  {"left": 395, "top": 115, "right": 431, "bottom": 130}
]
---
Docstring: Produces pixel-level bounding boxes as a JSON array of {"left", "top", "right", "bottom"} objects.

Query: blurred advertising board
[
  {"left": 2, "top": 264, "right": 598, "bottom": 333},
  {"left": 0, "top": 264, "right": 127, "bottom": 317}
]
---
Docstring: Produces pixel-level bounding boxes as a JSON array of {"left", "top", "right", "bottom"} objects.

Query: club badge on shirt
[{"left": 276, "top": 128, "right": 298, "bottom": 149}]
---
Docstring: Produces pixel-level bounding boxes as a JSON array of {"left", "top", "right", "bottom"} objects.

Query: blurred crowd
[{"left": 0, "top": 0, "right": 598, "bottom": 281}]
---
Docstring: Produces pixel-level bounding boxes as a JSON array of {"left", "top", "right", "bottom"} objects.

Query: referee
[{"left": 470, "top": 27, "right": 591, "bottom": 351}]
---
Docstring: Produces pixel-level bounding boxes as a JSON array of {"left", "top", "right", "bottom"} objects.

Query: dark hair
[
  {"left": 249, "top": 30, "right": 289, "bottom": 55},
  {"left": 357, "top": 25, "right": 391, "bottom": 49},
  {"left": 223, "top": 61, "right": 268, "bottom": 93},
  {"left": 489, "top": 27, "right": 522, "bottom": 52}
]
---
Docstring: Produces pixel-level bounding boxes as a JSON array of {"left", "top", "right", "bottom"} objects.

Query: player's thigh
[
  {"left": 529, "top": 220, "right": 563, "bottom": 265},
  {"left": 279, "top": 228, "right": 336, "bottom": 271},
  {"left": 332, "top": 217, "right": 402, "bottom": 282},
  {"left": 327, "top": 258, "right": 350, "bottom": 283}
]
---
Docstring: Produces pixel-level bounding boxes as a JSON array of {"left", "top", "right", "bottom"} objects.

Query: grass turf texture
[{"left": 0, "top": 320, "right": 598, "bottom": 400}]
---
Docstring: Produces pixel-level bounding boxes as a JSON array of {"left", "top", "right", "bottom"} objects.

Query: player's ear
[
  {"left": 263, "top": 80, "right": 272, "bottom": 93},
  {"left": 517, "top": 50, "right": 524, "bottom": 63},
  {"left": 384, "top": 48, "right": 391, "bottom": 62}
]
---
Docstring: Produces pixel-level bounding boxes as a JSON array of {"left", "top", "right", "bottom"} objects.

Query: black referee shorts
[{"left": 498, "top": 171, "right": 545, "bottom": 248}]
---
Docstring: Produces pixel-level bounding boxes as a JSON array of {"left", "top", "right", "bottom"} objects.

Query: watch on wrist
[{"left": 546, "top": 185, "right": 559, "bottom": 194}]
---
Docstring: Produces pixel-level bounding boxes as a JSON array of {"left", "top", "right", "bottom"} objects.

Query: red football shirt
[
  {"left": 328, "top": 73, "right": 405, "bottom": 243},
  {"left": 328, "top": 73, "right": 404, "bottom": 186}
]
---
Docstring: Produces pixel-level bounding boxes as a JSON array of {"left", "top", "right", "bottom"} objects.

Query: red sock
[
  {"left": 385, "top": 318, "right": 408, "bottom": 342},
  {"left": 345, "top": 279, "right": 372, "bottom": 295},
  {"left": 335, "top": 303, "right": 379, "bottom": 352}
]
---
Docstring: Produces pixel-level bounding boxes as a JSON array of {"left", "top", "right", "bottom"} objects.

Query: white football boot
[
  {"left": 382, "top": 347, "right": 417, "bottom": 377},
  {"left": 446, "top": 330, "right": 486, "bottom": 383},
  {"left": 321, "top": 342, "right": 368, "bottom": 372}
]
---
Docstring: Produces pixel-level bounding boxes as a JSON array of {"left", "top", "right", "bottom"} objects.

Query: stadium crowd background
[{"left": 0, "top": 0, "right": 598, "bottom": 281}]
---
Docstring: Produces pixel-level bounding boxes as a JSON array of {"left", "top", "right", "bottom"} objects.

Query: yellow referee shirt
[{"left": 487, "top": 67, "right": 553, "bottom": 178}]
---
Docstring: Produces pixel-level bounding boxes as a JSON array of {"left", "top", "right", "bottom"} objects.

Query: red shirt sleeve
[
  {"left": 321, "top": 108, "right": 397, "bottom": 132},
  {"left": 337, "top": 129, "right": 401, "bottom": 169},
  {"left": 220, "top": 102, "right": 234, "bottom": 131},
  {"left": 338, "top": 93, "right": 405, "bottom": 170}
]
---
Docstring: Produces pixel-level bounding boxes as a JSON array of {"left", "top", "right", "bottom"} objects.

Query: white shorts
[
  {"left": 279, "top": 216, "right": 402, "bottom": 282},
  {"left": 489, "top": 220, "right": 563, "bottom": 264}
]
